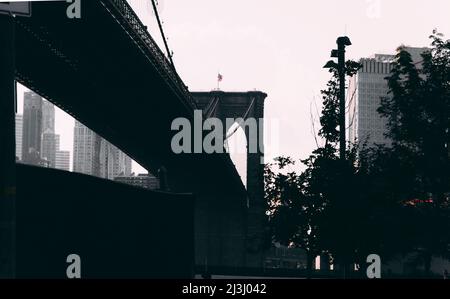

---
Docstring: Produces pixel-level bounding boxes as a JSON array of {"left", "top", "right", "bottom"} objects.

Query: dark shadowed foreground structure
[
  {"left": 16, "top": 164, "right": 195, "bottom": 278},
  {"left": 1, "top": 0, "right": 268, "bottom": 277}
]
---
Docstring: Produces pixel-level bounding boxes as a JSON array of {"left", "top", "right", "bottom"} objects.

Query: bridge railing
[{"left": 105, "top": 0, "right": 197, "bottom": 111}]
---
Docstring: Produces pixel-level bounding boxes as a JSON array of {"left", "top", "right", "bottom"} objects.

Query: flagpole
[{"left": 217, "top": 72, "right": 222, "bottom": 91}]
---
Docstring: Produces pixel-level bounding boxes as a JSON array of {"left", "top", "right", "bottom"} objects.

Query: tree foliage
[
  {"left": 265, "top": 31, "right": 450, "bottom": 277},
  {"left": 377, "top": 30, "right": 450, "bottom": 266}
]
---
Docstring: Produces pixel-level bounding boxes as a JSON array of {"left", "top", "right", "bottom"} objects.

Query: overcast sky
[{"left": 16, "top": 0, "right": 450, "bottom": 178}]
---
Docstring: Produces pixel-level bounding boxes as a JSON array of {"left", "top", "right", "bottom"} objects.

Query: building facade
[
  {"left": 41, "top": 132, "right": 56, "bottom": 168},
  {"left": 74, "top": 121, "right": 132, "bottom": 179},
  {"left": 99, "top": 140, "right": 132, "bottom": 180},
  {"left": 22, "top": 91, "right": 43, "bottom": 165},
  {"left": 73, "top": 120, "right": 102, "bottom": 177},
  {"left": 40, "top": 100, "right": 57, "bottom": 167},
  {"left": 55, "top": 151, "right": 71, "bottom": 172},
  {"left": 15, "top": 114, "right": 23, "bottom": 161},
  {"left": 41, "top": 99, "right": 55, "bottom": 133},
  {"left": 347, "top": 47, "right": 428, "bottom": 147}
]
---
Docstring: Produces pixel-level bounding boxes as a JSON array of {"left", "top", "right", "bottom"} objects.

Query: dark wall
[{"left": 16, "top": 164, "right": 194, "bottom": 278}]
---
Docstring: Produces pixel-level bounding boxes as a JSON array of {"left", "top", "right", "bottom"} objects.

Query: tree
[
  {"left": 265, "top": 157, "right": 321, "bottom": 277},
  {"left": 265, "top": 60, "right": 364, "bottom": 278},
  {"left": 266, "top": 31, "right": 450, "bottom": 278},
  {"left": 377, "top": 31, "right": 450, "bottom": 273}
]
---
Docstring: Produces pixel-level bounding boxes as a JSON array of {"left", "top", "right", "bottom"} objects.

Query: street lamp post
[
  {"left": 324, "top": 36, "right": 352, "bottom": 161},
  {"left": 323, "top": 36, "right": 352, "bottom": 278},
  {"left": 337, "top": 37, "right": 351, "bottom": 161}
]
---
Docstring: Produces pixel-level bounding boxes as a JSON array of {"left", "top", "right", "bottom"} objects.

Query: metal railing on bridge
[{"left": 105, "top": 0, "right": 198, "bottom": 112}]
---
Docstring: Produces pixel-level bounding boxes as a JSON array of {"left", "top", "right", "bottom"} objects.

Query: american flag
[{"left": 217, "top": 73, "right": 223, "bottom": 82}]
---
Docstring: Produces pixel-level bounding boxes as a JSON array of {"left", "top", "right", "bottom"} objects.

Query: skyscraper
[
  {"left": 99, "top": 140, "right": 132, "bottom": 180},
  {"left": 15, "top": 114, "right": 23, "bottom": 161},
  {"left": 347, "top": 47, "right": 428, "bottom": 147},
  {"left": 40, "top": 100, "right": 57, "bottom": 167},
  {"left": 41, "top": 99, "right": 55, "bottom": 133},
  {"left": 22, "top": 91, "right": 43, "bottom": 165},
  {"left": 74, "top": 121, "right": 132, "bottom": 180},
  {"left": 73, "top": 120, "right": 101, "bottom": 177}
]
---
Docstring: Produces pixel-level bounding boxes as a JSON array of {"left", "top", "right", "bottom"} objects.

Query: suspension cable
[{"left": 150, "top": 0, "right": 175, "bottom": 69}]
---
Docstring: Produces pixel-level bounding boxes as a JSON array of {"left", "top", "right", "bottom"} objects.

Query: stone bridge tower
[{"left": 192, "top": 90, "right": 268, "bottom": 269}]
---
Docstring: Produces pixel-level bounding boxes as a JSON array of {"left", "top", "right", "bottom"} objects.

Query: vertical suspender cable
[{"left": 150, "top": 0, "right": 176, "bottom": 70}]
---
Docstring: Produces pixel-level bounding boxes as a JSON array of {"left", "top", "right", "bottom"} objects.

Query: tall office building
[
  {"left": 55, "top": 150, "right": 71, "bottom": 172},
  {"left": 40, "top": 100, "right": 57, "bottom": 167},
  {"left": 73, "top": 120, "right": 102, "bottom": 177},
  {"left": 15, "top": 114, "right": 23, "bottom": 161},
  {"left": 22, "top": 91, "right": 43, "bottom": 165},
  {"left": 41, "top": 99, "right": 55, "bottom": 133},
  {"left": 347, "top": 47, "right": 428, "bottom": 147},
  {"left": 73, "top": 121, "right": 131, "bottom": 179},
  {"left": 99, "top": 140, "right": 132, "bottom": 180}
]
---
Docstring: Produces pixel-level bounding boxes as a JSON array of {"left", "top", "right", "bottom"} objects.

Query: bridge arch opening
[{"left": 225, "top": 124, "right": 247, "bottom": 188}]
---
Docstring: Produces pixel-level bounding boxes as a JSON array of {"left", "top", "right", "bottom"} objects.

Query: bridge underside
[
  {"left": 14, "top": 1, "right": 244, "bottom": 196},
  {"left": 10, "top": 1, "right": 255, "bottom": 272},
  {"left": 7, "top": 0, "right": 260, "bottom": 277}
]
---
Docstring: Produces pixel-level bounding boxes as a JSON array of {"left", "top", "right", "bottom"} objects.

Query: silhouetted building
[
  {"left": 348, "top": 47, "right": 428, "bottom": 147},
  {"left": 114, "top": 173, "right": 160, "bottom": 190},
  {"left": 15, "top": 114, "right": 23, "bottom": 161},
  {"left": 55, "top": 150, "right": 70, "bottom": 172},
  {"left": 22, "top": 91, "right": 43, "bottom": 165}
]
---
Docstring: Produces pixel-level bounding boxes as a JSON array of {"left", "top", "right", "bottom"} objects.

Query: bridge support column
[
  {"left": 0, "top": 15, "right": 16, "bottom": 278},
  {"left": 244, "top": 97, "right": 266, "bottom": 269},
  {"left": 194, "top": 192, "right": 247, "bottom": 274},
  {"left": 191, "top": 91, "right": 268, "bottom": 271}
]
